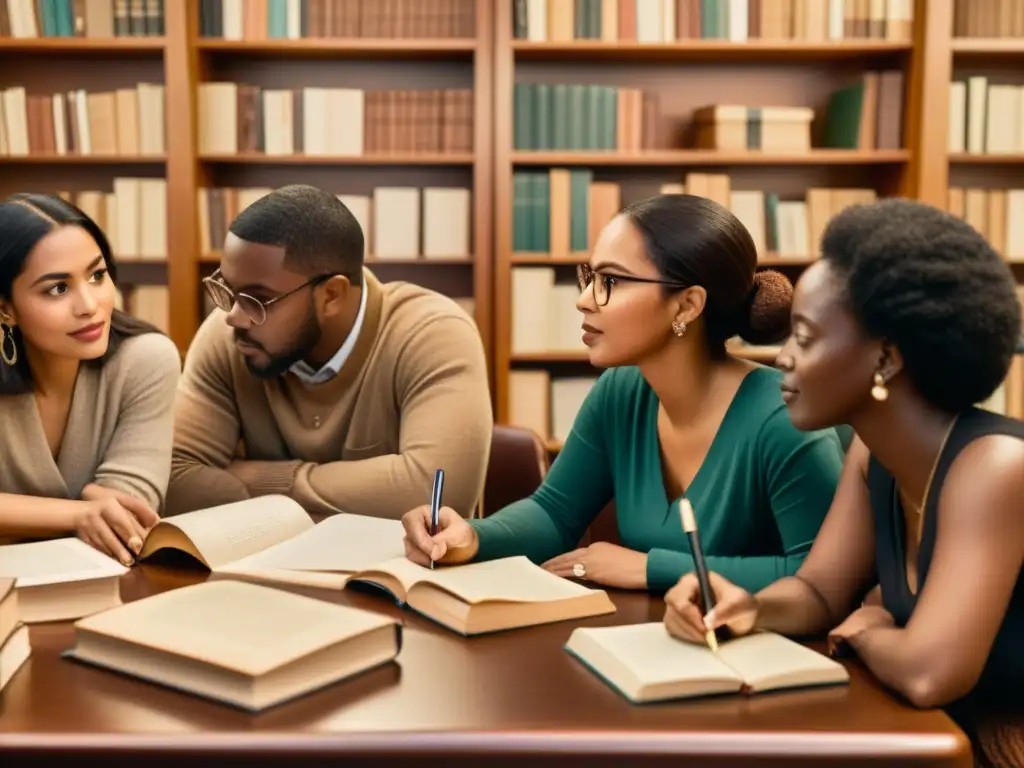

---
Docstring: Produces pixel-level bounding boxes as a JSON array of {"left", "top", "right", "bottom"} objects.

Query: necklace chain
[{"left": 911, "top": 415, "right": 959, "bottom": 543}]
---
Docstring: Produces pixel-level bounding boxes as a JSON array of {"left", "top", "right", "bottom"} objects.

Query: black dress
[{"left": 867, "top": 407, "right": 1024, "bottom": 765}]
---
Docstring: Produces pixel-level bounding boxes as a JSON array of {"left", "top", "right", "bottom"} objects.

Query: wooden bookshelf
[
  {"left": 492, "top": 0, "right": 946, "bottom": 441},
  {"left": 3, "top": 0, "right": 1020, "bottom": 426}
]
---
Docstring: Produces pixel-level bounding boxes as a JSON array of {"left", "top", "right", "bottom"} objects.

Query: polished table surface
[{"left": 0, "top": 564, "right": 972, "bottom": 767}]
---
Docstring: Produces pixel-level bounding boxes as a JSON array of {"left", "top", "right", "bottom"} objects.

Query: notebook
[
  {"left": 137, "top": 496, "right": 616, "bottom": 635},
  {"left": 565, "top": 622, "right": 849, "bottom": 703},
  {"left": 62, "top": 579, "right": 402, "bottom": 712},
  {"left": 0, "top": 538, "right": 127, "bottom": 622}
]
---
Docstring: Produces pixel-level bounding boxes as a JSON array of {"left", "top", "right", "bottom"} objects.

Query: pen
[
  {"left": 429, "top": 469, "right": 445, "bottom": 570},
  {"left": 679, "top": 498, "right": 719, "bottom": 653}
]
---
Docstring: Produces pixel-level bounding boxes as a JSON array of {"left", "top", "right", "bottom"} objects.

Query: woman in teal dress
[{"left": 401, "top": 194, "right": 845, "bottom": 594}]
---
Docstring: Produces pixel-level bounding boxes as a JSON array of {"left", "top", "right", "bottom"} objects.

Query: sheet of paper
[
  {"left": 0, "top": 538, "right": 128, "bottom": 587},
  {"left": 224, "top": 514, "right": 405, "bottom": 573},
  {"left": 416, "top": 556, "right": 599, "bottom": 603}
]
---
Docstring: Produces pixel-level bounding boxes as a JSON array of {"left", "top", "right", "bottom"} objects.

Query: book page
[
  {"left": 571, "top": 622, "right": 742, "bottom": 687},
  {"left": 715, "top": 632, "right": 849, "bottom": 691},
  {"left": 139, "top": 495, "right": 314, "bottom": 569},
  {"left": 222, "top": 514, "right": 405, "bottom": 573},
  {"left": 73, "top": 580, "right": 397, "bottom": 677},
  {"left": 0, "top": 538, "right": 128, "bottom": 587},
  {"left": 408, "top": 556, "right": 601, "bottom": 604}
]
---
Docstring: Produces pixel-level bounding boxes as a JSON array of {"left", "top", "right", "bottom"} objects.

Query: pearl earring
[{"left": 871, "top": 371, "right": 889, "bottom": 402}]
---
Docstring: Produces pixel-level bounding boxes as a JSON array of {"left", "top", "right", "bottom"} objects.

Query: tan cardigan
[
  {"left": 0, "top": 332, "right": 182, "bottom": 513},
  {"left": 167, "top": 269, "right": 493, "bottom": 520}
]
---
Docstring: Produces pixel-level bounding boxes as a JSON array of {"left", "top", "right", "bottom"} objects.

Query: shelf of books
[
  {"left": 1, "top": 0, "right": 493, "bottom": 365},
  {"left": 945, "top": 0, "right": 1024, "bottom": 419},
  {"left": 189, "top": 0, "right": 493, "bottom": 366},
  {"left": 494, "top": 0, "right": 925, "bottom": 451},
  {"left": 0, "top": 0, "right": 170, "bottom": 333}
]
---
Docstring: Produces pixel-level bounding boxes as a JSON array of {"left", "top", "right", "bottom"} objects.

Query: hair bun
[{"left": 736, "top": 269, "right": 794, "bottom": 345}]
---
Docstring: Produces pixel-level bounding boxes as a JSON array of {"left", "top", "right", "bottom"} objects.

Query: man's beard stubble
[{"left": 237, "top": 307, "right": 323, "bottom": 380}]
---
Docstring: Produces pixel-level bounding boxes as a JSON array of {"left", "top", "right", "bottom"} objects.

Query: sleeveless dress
[{"left": 868, "top": 407, "right": 1024, "bottom": 767}]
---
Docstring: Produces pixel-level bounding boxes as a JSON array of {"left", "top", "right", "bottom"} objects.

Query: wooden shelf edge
[
  {"left": 511, "top": 150, "right": 909, "bottom": 166},
  {"left": 0, "top": 154, "right": 166, "bottom": 164},
  {"left": 0, "top": 36, "right": 165, "bottom": 51},
  {"left": 199, "top": 153, "right": 475, "bottom": 165},
  {"left": 512, "top": 39, "right": 912, "bottom": 61},
  {"left": 509, "top": 253, "right": 818, "bottom": 266},
  {"left": 948, "top": 153, "right": 1024, "bottom": 164},
  {"left": 195, "top": 37, "right": 476, "bottom": 55},
  {"left": 951, "top": 38, "right": 1024, "bottom": 54},
  {"left": 200, "top": 254, "right": 474, "bottom": 265}
]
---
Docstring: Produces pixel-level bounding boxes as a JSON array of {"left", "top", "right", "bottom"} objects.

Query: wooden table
[{"left": 0, "top": 564, "right": 972, "bottom": 767}]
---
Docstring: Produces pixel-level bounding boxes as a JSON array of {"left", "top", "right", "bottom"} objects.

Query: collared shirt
[{"left": 289, "top": 286, "right": 367, "bottom": 385}]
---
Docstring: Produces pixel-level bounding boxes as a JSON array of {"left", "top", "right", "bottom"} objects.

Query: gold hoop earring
[
  {"left": 0, "top": 323, "right": 17, "bottom": 366},
  {"left": 672, "top": 321, "right": 687, "bottom": 338},
  {"left": 871, "top": 371, "right": 889, "bottom": 402}
]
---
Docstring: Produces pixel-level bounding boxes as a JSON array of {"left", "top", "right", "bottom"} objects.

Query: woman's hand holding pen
[
  {"left": 664, "top": 571, "right": 759, "bottom": 646},
  {"left": 401, "top": 505, "right": 479, "bottom": 567}
]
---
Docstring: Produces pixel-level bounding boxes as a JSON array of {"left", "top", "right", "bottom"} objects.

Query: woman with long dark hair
[
  {"left": 663, "top": 199, "right": 1024, "bottom": 766},
  {"left": 0, "top": 193, "right": 181, "bottom": 566}
]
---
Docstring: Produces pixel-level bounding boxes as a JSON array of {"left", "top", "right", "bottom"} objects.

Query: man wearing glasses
[{"left": 166, "top": 184, "right": 492, "bottom": 521}]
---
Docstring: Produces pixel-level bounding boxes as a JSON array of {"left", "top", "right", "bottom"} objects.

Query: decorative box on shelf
[{"left": 692, "top": 105, "right": 814, "bottom": 153}]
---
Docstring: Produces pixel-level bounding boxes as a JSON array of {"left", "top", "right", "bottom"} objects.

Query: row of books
[
  {"left": 949, "top": 78, "right": 1024, "bottom": 156},
  {"left": 115, "top": 284, "right": 170, "bottom": 334},
  {"left": 508, "top": 371, "right": 596, "bottom": 447},
  {"left": 57, "top": 181, "right": 167, "bottom": 261},
  {"left": 513, "top": 83, "right": 653, "bottom": 152},
  {"left": 513, "top": 0, "right": 914, "bottom": 43},
  {"left": 511, "top": 77, "right": 892, "bottom": 153},
  {"left": 198, "top": 84, "right": 473, "bottom": 157},
  {"left": 953, "top": 0, "right": 1024, "bottom": 38},
  {"left": 511, "top": 168, "right": 877, "bottom": 258},
  {"left": 511, "top": 267, "right": 588, "bottom": 354},
  {"left": 0, "top": 84, "right": 165, "bottom": 158},
  {"left": 199, "top": 185, "right": 472, "bottom": 260},
  {"left": 198, "top": 0, "right": 476, "bottom": 39},
  {"left": 0, "top": 0, "right": 162, "bottom": 38},
  {"left": 947, "top": 187, "right": 1024, "bottom": 260}
]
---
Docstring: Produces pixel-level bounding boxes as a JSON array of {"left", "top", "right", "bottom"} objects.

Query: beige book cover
[
  {"left": 0, "top": 538, "right": 127, "bottom": 623},
  {"left": 565, "top": 622, "right": 849, "bottom": 703},
  {"left": 137, "top": 497, "right": 615, "bottom": 635},
  {"left": 62, "top": 580, "right": 401, "bottom": 712}
]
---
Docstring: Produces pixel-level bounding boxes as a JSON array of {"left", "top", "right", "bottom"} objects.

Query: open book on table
[
  {"left": 0, "top": 538, "right": 128, "bottom": 622},
  {"left": 137, "top": 496, "right": 616, "bottom": 635},
  {"left": 565, "top": 622, "right": 849, "bottom": 703}
]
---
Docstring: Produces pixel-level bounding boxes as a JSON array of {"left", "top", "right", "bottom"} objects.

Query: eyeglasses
[
  {"left": 202, "top": 269, "right": 337, "bottom": 326},
  {"left": 576, "top": 264, "right": 689, "bottom": 307}
]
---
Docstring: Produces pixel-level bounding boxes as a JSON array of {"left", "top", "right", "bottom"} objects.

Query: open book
[
  {"left": 136, "top": 496, "right": 406, "bottom": 589},
  {"left": 565, "top": 622, "right": 849, "bottom": 703},
  {"left": 63, "top": 580, "right": 402, "bottom": 712},
  {"left": 138, "top": 496, "right": 616, "bottom": 635},
  {"left": 0, "top": 538, "right": 127, "bottom": 622}
]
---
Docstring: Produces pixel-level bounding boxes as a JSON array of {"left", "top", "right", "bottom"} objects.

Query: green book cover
[
  {"left": 267, "top": 0, "right": 288, "bottom": 38},
  {"left": 534, "top": 84, "right": 552, "bottom": 150},
  {"left": 765, "top": 194, "right": 780, "bottom": 252},
  {"left": 570, "top": 170, "right": 593, "bottom": 253},
  {"left": 822, "top": 82, "right": 866, "bottom": 149},
  {"left": 568, "top": 85, "right": 587, "bottom": 151},
  {"left": 552, "top": 84, "right": 571, "bottom": 151},
  {"left": 514, "top": 83, "right": 534, "bottom": 150},
  {"left": 532, "top": 174, "right": 551, "bottom": 252},
  {"left": 512, "top": 173, "right": 533, "bottom": 252}
]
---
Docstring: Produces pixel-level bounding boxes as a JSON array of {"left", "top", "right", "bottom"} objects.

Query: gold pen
[{"left": 679, "top": 499, "right": 719, "bottom": 653}]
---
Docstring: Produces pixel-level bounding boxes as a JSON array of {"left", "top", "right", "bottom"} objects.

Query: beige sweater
[
  {"left": 0, "top": 332, "right": 182, "bottom": 513},
  {"left": 167, "top": 269, "right": 493, "bottom": 520}
]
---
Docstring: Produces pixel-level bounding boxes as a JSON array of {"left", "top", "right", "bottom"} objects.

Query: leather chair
[{"left": 477, "top": 424, "right": 550, "bottom": 518}]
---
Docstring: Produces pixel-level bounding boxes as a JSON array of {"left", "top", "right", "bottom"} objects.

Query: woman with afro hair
[{"left": 663, "top": 198, "right": 1024, "bottom": 766}]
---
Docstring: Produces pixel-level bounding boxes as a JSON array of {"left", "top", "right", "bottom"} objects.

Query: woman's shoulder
[{"left": 104, "top": 331, "right": 183, "bottom": 385}]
